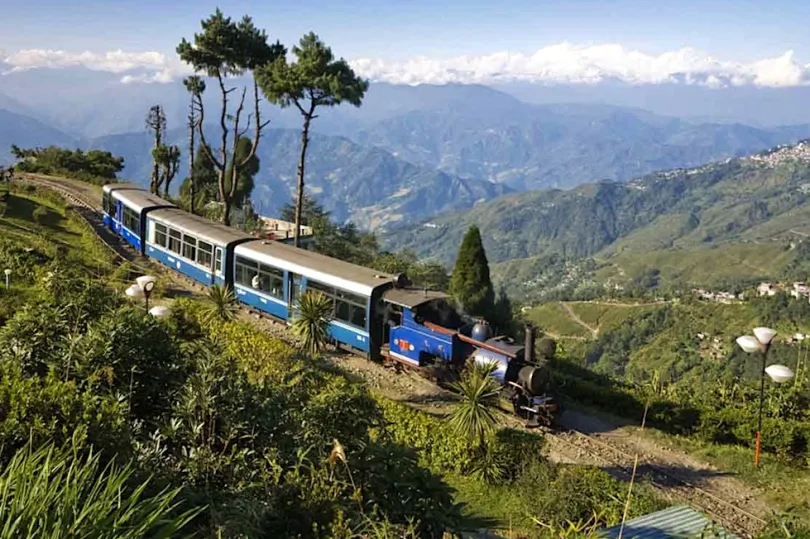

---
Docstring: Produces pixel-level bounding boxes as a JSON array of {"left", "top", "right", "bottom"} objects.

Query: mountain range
[
  {"left": 5, "top": 69, "right": 810, "bottom": 227},
  {"left": 381, "top": 144, "right": 810, "bottom": 299}
]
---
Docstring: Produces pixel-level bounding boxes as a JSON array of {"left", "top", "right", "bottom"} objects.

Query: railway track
[
  {"left": 549, "top": 428, "right": 766, "bottom": 537},
  {"left": 19, "top": 175, "right": 770, "bottom": 539}
]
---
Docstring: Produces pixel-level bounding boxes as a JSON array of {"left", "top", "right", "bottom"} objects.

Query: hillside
[
  {"left": 382, "top": 144, "right": 810, "bottom": 298},
  {"left": 89, "top": 126, "right": 510, "bottom": 228},
  {"left": 0, "top": 109, "right": 79, "bottom": 165}
]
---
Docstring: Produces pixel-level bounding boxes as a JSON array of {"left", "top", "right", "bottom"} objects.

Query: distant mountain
[
  {"left": 381, "top": 143, "right": 810, "bottom": 296},
  {"left": 0, "top": 109, "right": 79, "bottom": 165},
  {"left": 341, "top": 91, "right": 810, "bottom": 191},
  {"left": 89, "top": 126, "right": 510, "bottom": 228}
]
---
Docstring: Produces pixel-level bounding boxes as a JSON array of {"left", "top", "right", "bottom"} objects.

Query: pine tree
[{"left": 449, "top": 225, "right": 495, "bottom": 320}]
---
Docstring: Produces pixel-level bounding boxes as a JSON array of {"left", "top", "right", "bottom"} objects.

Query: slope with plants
[
  {"left": 383, "top": 148, "right": 810, "bottom": 300},
  {"left": 0, "top": 179, "right": 672, "bottom": 537}
]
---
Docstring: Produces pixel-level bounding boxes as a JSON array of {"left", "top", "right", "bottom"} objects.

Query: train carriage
[
  {"left": 145, "top": 208, "right": 253, "bottom": 287},
  {"left": 104, "top": 187, "right": 175, "bottom": 253},
  {"left": 233, "top": 239, "right": 396, "bottom": 358},
  {"left": 101, "top": 183, "right": 142, "bottom": 228}
]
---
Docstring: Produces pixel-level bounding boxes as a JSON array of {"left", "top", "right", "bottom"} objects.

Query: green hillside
[{"left": 384, "top": 149, "right": 810, "bottom": 299}]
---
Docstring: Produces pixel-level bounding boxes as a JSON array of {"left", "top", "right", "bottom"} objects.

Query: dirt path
[{"left": 559, "top": 301, "right": 599, "bottom": 338}]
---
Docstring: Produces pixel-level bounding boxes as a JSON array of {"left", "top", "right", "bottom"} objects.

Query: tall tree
[
  {"left": 256, "top": 32, "right": 369, "bottom": 247},
  {"left": 153, "top": 144, "right": 181, "bottom": 197},
  {"left": 180, "top": 146, "right": 219, "bottom": 212},
  {"left": 449, "top": 225, "right": 496, "bottom": 320},
  {"left": 182, "top": 76, "right": 206, "bottom": 214},
  {"left": 176, "top": 9, "right": 285, "bottom": 226},
  {"left": 225, "top": 136, "right": 260, "bottom": 207},
  {"left": 145, "top": 105, "right": 166, "bottom": 195}
]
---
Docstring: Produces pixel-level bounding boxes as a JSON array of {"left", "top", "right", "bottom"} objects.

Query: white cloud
[
  {"left": 349, "top": 43, "right": 810, "bottom": 88},
  {"left": 3, "top": 43, "right": 810, "bottom": 88},
  {"left": 1, "top": 48, "right": 192, "bottom": 84}
]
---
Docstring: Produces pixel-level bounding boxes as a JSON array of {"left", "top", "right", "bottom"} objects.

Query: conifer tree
[{"left": 449, "top": 225, "right": 496, "bottom": 320}]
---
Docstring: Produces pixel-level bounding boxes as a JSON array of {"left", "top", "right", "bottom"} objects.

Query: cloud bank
[{"left": 3, "top": 43, "right": 810, "bottom": 88}]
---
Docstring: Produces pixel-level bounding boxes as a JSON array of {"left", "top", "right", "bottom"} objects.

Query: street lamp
[
  {"left": 736, "top": 327, "right": 795, "bottom": 468},
  {"left": 135, "top": 275, "right": 157, "bottom": 312},
  {"left": 3, "top": 269, "right": 10, "bottom": 289}
]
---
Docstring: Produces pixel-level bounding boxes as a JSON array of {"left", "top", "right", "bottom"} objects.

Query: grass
[
  {"left": 595, "top": 242, "right": 794, "bottom": 290},
  {"left": 640, "top": 428, "right": 810, "bottom": 522},
  {"left": 527, "top": 303, "right": 592, "bottom": 339},
  {"left": 1, "top": 190, "right": 116, "bottom": 277}
]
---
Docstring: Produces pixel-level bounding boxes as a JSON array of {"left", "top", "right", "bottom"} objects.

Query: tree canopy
[
  {"left": 449, "top": 225, "right": 496, "bottom": 320},
  {"left": 10, "top": 145, "right": 124, "bottom": 184}
]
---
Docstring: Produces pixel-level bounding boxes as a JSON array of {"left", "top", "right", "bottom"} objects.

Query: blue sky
[{"left": 2, "top": 0, "right": 810, "bottom": 62}]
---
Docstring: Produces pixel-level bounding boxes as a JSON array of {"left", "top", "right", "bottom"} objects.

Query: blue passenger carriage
[
  {"left": 101, "top": 183, "right": 141, "bottom": 228},
  {"left": 233, "top": 240, "right": 396, "bottom": 358},
  {"left": 145, "top": 209, "right": 252, "bottom": 287},
  {"left": 104, "top": 187, "right": 175, "bottom": 253}
]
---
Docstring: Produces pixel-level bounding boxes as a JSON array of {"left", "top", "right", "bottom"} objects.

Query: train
[{"left": 101, "top": 183, "right": 560, "bottom": 426}]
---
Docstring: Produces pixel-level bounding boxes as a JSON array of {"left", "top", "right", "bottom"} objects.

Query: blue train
[{"left": 102, "top": 184, "right": 559, "bottom": 424}]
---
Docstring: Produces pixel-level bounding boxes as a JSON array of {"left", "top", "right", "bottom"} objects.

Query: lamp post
[
  {"left": 3, "top": 269, "right": 10, "bottom": 289},
  {"left": 135, "top": 275, "right": 157, "bottom": 313},
  {"left": 125, "top": 275, "right": 157, "bottom": 313},
  {"left": 736, "top": 327, "right": 795, "bottom": 468}
]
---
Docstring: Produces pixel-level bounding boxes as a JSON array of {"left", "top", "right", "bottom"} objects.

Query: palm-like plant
[
  {"left": 202, "top": 284, "right": 239, "bottom": 325},
  {"left": 292, "top": 291, "right": 333, "bottom": 358},
  {"left": 448, "top": 361, "right": 501, "bottom": 448}
]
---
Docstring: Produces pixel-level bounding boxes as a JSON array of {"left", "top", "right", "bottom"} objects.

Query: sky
[{"left": 2, "top": 0, "right": 810, "bottom": 87}]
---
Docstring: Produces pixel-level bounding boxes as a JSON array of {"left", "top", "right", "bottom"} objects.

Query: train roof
[
  {"left": 113, "top": 188, "right": 175, "bottom": 213},
  {"left": 382, "top": 288, "right": 451, "bottom": 309},
  {"left": 102, "top": 183, "right": 144, "bottom": 195},
  {"left": 148, "top": 208, "right": 252, "bottom": 247},
  {"left": 236, "top": 239, "right": 396, "bottom": 297}
]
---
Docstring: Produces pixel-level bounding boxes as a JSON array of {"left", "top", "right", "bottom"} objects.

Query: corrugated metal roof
[
  {"left": 382, "top": 288, "right": 450, "bottom": 308},
  {"left": 601, "top": 506, "right": 739, "bottom": 539}
]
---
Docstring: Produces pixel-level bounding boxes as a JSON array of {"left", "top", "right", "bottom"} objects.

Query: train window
[
  {"left": 306, "top": 279, "right": 334, "bottom": 298},
  {"left": 197, "top": 241, "right": 213, "bottom": 268},
  {"left": 182, "top": 234, "right": 197, "bottom": 262},
  {"left": 215, "top": 249, "right": 222, "bottom": 274},
  {"left": 306, "top": 280, "right": 368, "bottom": 330},
  {"left": 168, "top": 229, "right": 182, "bottom": 254},
  {"left": 259, "top": 264, "right": 284, "bottom": 299},
  {"left": 122, "top": 206, "right": 139, "bottom": 233},
  {"left": 153, "top": 223, "right": 167, "bottom": 248},
  {"left": 102, "top": 193, "right": 111, "bottom": 215},
  {"left": 235, "top": 256, "right": 259, "bottom": 287}
]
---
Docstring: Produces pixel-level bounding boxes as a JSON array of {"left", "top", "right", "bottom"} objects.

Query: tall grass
[{"left": 0, "top": 438, "right": 202, "bottom": 538}]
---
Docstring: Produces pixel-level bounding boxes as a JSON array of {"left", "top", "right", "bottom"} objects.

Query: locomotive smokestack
[{"left": 524, "top": 323, "right": 535, "bottom": 364}]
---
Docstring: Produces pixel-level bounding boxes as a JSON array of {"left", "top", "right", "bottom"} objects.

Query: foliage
[
  {"left": 256, "top": 31, "right": 368, "bottom": 247},
  {"left": 449, "top": 225, "right": 496, "bottom": 320},
  {"left": 448, "top": 361, "right": 501, "bottom": 448},
  {"left": 292, "top": 291, "right": 334, "bottom": 358},
  {"left": 200, "top": 284, "right": 239, "bottom": 324},
  {"left": 153, "top": 143, "right": 181, "bottom": 197},
  {"left": 10, "top": 145, "right": 124, "bottom": 184},
  {"left": 0, "top": 436, "right": 201, "bottom": 538},
  {"left": 176, "top": 8, "right": 285, "bottom": 225},
  {"left": 179, "top": 146, "right": 218, "bottom": 213},
  {"left": 383, "top": 158, "right": 810, "bottom": 301}
]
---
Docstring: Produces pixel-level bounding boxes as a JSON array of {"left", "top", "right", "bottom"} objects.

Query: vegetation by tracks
[{"left": 24, "top": 174, "right": 776, "bottom": 537}]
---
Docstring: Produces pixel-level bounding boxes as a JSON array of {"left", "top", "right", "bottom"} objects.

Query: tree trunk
[
  {"left": 294, "top": 115, "right": 312, "bottom": 248},
  {"left": 189, "top": 98, "right": 196, "bottom": 215},
  {"left": 151, "top": 130, "right": 162, "bottom": 195},
  {"left": 223, "top": 196, "right": 232, "bottom": 227}
]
